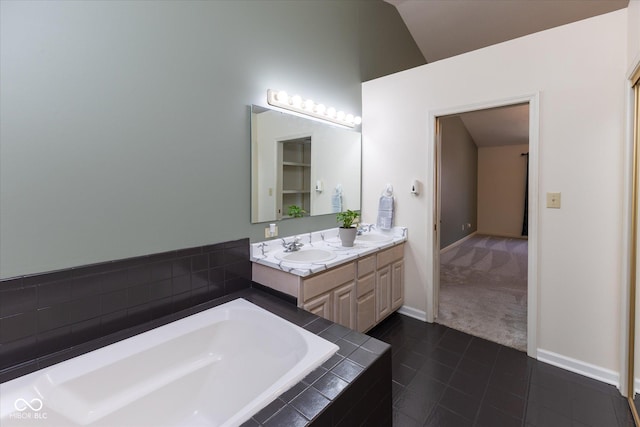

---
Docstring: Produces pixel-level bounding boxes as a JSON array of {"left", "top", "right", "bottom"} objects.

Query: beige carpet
[{"left": 437, "top": 234, "right": 528, "bottom": 351}]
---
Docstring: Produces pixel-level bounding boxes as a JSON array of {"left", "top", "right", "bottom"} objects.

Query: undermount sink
[
  {"left": 356, "top": 233, "right": 393, "bottom": 243},
  {"left": 275, "top": 248, "right": 336, "bottom": 263}
]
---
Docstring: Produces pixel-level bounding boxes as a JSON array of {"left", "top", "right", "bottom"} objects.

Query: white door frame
[{"left": 427, "top": 93, "right": 540, "bottom": 358}]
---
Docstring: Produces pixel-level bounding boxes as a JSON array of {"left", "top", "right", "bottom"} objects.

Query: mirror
[{"left": 251, "top": 105, "right": 361, "bottom": 223}]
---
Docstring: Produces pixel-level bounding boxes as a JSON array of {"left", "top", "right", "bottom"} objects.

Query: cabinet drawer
[
  {"left": 357, "top": 255, "right": 376, "bottom": 278},
  {"left": 303, "top": 262, "right": 355, "bottom": 302},
  {"left": 377, "top": 243, "right": 404, "bottom": 267},
  {"left": 357, "top": 273, "right": 375, "bottom": 298}
]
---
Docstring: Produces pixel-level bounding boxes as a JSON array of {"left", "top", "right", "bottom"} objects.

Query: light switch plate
[{"left": 546, "top": 192, "right": 561, "bottom": 209}]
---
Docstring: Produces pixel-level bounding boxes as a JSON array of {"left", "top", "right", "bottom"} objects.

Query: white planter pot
[{"left": 338, "top": 227, "right": 357, "bottom": 247}]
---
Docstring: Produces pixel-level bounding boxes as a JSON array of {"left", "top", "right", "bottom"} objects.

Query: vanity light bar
[{"left": 267, "top": 89, "right": 362, "bottom": 128}]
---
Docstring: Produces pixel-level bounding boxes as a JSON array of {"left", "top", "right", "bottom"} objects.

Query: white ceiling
[
  {"left": 384, "top": 0, "right": 628, "bottom": 147},
  {"left": 457, "top": 103, "right": 529, "bottom": 147}
]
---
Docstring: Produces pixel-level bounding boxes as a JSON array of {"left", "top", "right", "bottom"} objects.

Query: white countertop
[{"left": 250, "top": 226, "right": 408, "bottom": 277}]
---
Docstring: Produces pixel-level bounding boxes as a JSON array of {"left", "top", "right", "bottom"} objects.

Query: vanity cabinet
[
  {"left": 302, "top": 263, "right": 356, "bottom": 329},
  {"left": 375, "top": 244, "right": 405, "bottom": 322},
  {"left": 252, "top": 243, "right": 405, "bottom": 333}
]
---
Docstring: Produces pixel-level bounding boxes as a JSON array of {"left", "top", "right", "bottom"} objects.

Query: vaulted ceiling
[
  {"left": 385, "top": 0, "right": 629, "bottom": 63},
  {"left": 384, "top": 0, "right": 629, "bottom": 147}
]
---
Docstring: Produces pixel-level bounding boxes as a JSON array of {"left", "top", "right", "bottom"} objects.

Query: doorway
[
  {"left": 430, "top": 95, "right": 539, "bottom": 357},
  {"left": 437, "top": 106, "right": 529, "bottom": 351}
]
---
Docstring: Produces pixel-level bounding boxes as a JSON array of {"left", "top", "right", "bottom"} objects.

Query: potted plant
[
  {"left": 336, "top": 209, "right": 359, "bottom": 247},
  {"left": 288, "top": 205, "right": 307, "bottom": 218}
]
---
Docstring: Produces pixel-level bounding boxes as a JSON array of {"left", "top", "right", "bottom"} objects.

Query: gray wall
[
  {"left": 440, "top": 116, "right": 478, "bottom": 249},
  {"left": 0, "top": 0, "right": 424, "bottom": 279},
  {"left": 358, "top": 0, "right": 426, "bottom": 81}
]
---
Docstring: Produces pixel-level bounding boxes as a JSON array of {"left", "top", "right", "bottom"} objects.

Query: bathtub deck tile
[
  {"left": 318, "top": 329, "right": 342, "bottom": 343},
  {"left": 280, "top": 381, "right": 308, "bottom": 403},
  {"left": 263, "top": 405, "right": 308, "bottom": 427},
  {"left": 322, "top": 353, "right": 344, "bottom": 370},
  {"left": 0, "top": 359, "right": 38, "bottom": 383},
  {"left": 324, "top": 323, "right": 351, "bottom": 339},
  {"left": 335, "top": 338, "right": 358, "bottom": 358},
  {"left": 348, "top": 347, "right": 379, "bottom": 368},
  {"left": 361, "top": 336, "right": 391, "bottom": 355},
  {"left": 304, "top": 317, "right": 333, "bottom": 334},
  {"left": 291, "top": 387, "right": 331, "bottom": 421},
  {"left": 253, "top": 398, "right": 287, "bottom": 424},
  {"left": 331, "top": 358, "right": 364, "bottom": 383},
  {"left": 302, "top": 366, "right": 328, "bottom": 385},
  {"left": 342, "top": 330, "right": 368, "bottom": 346},
  {"left": 312, "top": 372, "right": 349, "bottom": 400}
]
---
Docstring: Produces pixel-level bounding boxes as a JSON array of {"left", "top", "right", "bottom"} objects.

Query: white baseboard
[
  {"left": 397, "top": 305, "right": 428, "bottom": 322},
  {"left": 476, "top": 230, "right": 528, "bottom": 240},
  {"left": 537, "top": 348, "right": 619, "bottom": 388},
  {"left": 634, "top": 378, "right": 640, "bottom": 395},
  {"left": 440, "top": 232, "right": 477, "bottom": 254}
]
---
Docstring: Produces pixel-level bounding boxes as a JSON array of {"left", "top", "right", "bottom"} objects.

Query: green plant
[
  {"left": 287, "top": 205, "right": 307, "bottom": 218},
  {"left": 336, "top": 210, "right": 359, "bottom": 228}
]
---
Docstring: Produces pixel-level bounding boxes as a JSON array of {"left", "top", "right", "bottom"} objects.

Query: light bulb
[
  {"left": 345, "top": 114, "right": 354, "bottom": 123},
  {"left": 291, "top": 95, "right": 302, "bottom": 107},
  {"left": 327, "top": 107, "right": 336, "bottom": 118},
  {"left": 276, "top": 91, "right": 288, "bottom": 103},
  {"left": 336, "top": 111, "right": 345, "bottom": 121},
  {"left": 304, "top": 99, "right": 314, "bottom": 111},
  {"left": 354, "top": 116, "right": 362, "bottom": 125},
  {"left": 315, "top": 104, "right": 326, "bottom": 114}
]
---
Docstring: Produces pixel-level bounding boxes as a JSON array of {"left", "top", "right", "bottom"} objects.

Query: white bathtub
[{"left": 0, "top": 298, "right": 339, "bottom": 426}]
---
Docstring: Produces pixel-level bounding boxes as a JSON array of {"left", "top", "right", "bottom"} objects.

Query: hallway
[{"left": 438, "top": 235, "right": 527, "bottom": 351}]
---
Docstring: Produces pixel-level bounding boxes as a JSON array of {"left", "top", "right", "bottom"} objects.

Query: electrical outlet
[
  {"left": 265, "top": 225, "right": 278, "bottom": 238},
  {"left": 461, "top": 224, "right": 465, "bottom": 231}
]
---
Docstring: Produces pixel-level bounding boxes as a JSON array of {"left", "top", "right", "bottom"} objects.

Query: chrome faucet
[
  {"left": 357, "top": 223, "right": 375, "bottom": 235},
  {"left": 283, "top": 236, "right": 304, "bottom": 252}
]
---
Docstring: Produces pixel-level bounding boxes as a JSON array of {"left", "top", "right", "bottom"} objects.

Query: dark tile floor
[{"left": 367, "top": 312, "right": 634, "bottom": 427}]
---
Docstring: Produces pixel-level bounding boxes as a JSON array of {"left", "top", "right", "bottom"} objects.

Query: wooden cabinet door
[
  {"left": 357, "top": 291, "right": 376, "bottom": 333},
  {"left": 391, "top": 259, "right": 404, "bottom": 311},
  {"left": 376, "top": 265, "right": 391, "bottom": 322},
  {"left": 333, "top": 281, "right": 356, "bottom": 329},
  {"left": 303, "top": 293, "right": 332, "bottom": 321}
]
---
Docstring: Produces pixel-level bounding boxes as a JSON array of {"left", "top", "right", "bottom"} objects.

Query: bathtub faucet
[{"left": 283, "top": 236, "right": 304, "bottom": 252}]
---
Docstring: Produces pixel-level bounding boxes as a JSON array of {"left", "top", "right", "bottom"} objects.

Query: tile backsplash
[{"left": 0, "top": 238, "right": 251, "bottom": 380}]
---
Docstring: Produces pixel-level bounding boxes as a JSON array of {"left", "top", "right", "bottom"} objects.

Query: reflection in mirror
[{"left": 251, "top": 105, "right": 361, "bottom": 223}]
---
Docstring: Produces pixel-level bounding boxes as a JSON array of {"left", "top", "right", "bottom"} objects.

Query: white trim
[
  {"left": 428, "top": 93, "right": 540, "bottom": 359},
  {"left": 440, "top": 232, "right": 477, "bottom": 254},
  {"left": 628, "top": 51, "right": 640, "bottom": 81},
  {"left": 475, "top": 231, "right": 528, "bottom": 240},
  {"left": 527, "top": 93, "right": 540, "bottom": 359},
  {"left": 537, "top": 348, "right": 620, "bottom": 389},
  {"left": 397, "top": 305, "right": 428, "bottom": 322},
  {"left": 634, "top": 377, "right": 640, "bottom": 396},
  {"left": 621, "top": 55, "right": 640, "bottom": 398}
]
